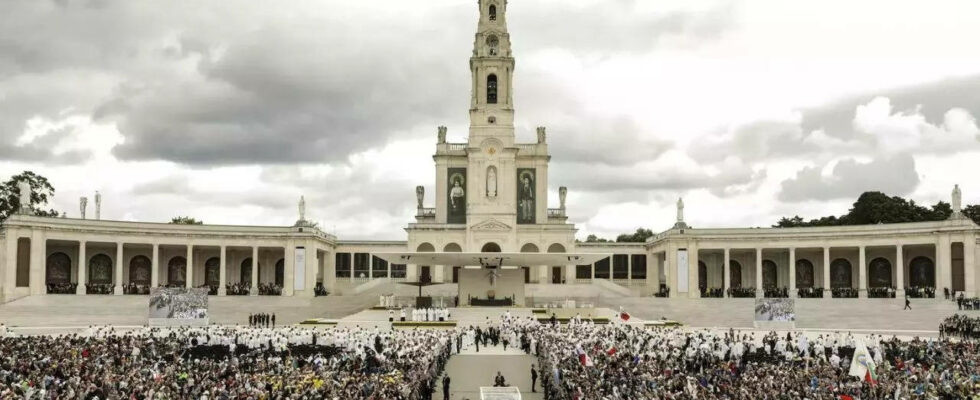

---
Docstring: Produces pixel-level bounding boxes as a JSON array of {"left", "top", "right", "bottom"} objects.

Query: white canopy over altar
[{"left": 373, "top": 252, "right": 610, "bottom": 268}]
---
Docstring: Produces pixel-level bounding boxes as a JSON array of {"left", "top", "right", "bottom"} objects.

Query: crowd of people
[
  {"left": 797, "top": 287, "right": 824, "bottom": 298},
  {"left": 832, "top": 287, "right": 860, "bottom": 298},
  {"left": 45, "top": 282, "right": 77, "bottom": 294},
  {"left": 763, "top": 286, "right": 790, "bottom": 298},
  {"left": 258, "top": 283, "right": 283, "bottom": 296},
  {"left": 906, "top": 286, "right": 936, "bottom": 298},
  {"left": 248, "top": 313, "right": 277, "bottom": 328},
  {"left": 314, "top": 282, "right": 329, "bottom": 297},
  {"left": 529, "top": 322, "right": 980, "bottom": 399},
  {"left": 956, "top": 294, "right": 980, "bottom": 310},
  {"left": 84, "top": 283, "right": 114, "bottom": 295},
  {"left": 225, "top": 283, "right": 250, "bottom": 296},
  {"left": 700, "top": 287, "right": 724, "bottom": 298},
  {"left": 4, "top": 306, "right": 980, "bottom": 399},
  {"left": 867, "top": 287, "right": 897, "bottom": 298},
  {"left": 123, "top": 283, "right": 152, "bottom": 295},
  {"left": 0, "top": 325, "right": 453, "bottom": 399},
  {"left": 726, "top": 287, "right": 756, "bottom": 298},
  {"left": 939, "top": 314, "right": 980, "bottom": 340}
]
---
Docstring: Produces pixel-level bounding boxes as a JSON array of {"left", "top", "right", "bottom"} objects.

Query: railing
[
  {"left": 547, "top": 208, "right": 565, "bottom": 218},
  {"left": 447, "top": 143, "right": 467, "bottom": 151},
  {"left": 517, "top": 143, "right": 536, "bottom": 153},
  {"left": 416, "top": 208, "right": 436, "bottom": 218}
]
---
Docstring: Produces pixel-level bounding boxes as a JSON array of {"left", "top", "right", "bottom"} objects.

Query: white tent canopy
[{"left": 372, "top": 252, "right": 610, "bottom": 268}]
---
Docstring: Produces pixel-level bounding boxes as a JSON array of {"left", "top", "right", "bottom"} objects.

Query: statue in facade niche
[
  {"left": 437, "top": 126, "right": 447, "bottom": 144},
  {"left": 416, "top": 186, "right": 425, "bottom": 209},
  {"left": 559, "top": 186, "right": 567, "bottom": 209},
  {"left": 17, "top": 180, "right": 31, "bottom": 214},
  {"left": 536, "top": 126, "right": 546, "bottom": 143},
  {"left": 486, "top": 166, "right": 497, "bottom": 198}
]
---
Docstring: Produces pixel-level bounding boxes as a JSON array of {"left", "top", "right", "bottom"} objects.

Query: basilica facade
[{"left": 1, "top": 1, "right": 978, "bottom": 304}]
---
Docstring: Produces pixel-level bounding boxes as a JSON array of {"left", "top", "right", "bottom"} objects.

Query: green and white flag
[{"left": 848, "top": 340, "right": 878, "bottom": 386}]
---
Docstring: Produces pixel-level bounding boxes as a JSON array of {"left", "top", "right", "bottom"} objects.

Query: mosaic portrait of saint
[
  {"left": 517, "top": 169, "right": 535, "bottom": 223},
  {"left": 450, "top": 173, "right": 465, "bottom": 211}
]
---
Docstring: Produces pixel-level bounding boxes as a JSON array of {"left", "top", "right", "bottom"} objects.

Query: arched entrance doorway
[
  {"left": 46, "top": 252, "right": 71, "bottom": 285},
  {"left": 167, "top": 256, "right": 186, "bottom": 287},
  {"left": 868, "top": 257, "right": 892, "bottom": 288},
  {"left": 795, "top": 259, "right": 814, "bottom": 288},
  {"left": 909, "top": 256, "right": 935, "bottom": 288},
  {"left": 481, "top": 242, "right": 501, "bottom": 253},
  {"left": 830, "top": 258, "right": 852, "bottom": 288}
]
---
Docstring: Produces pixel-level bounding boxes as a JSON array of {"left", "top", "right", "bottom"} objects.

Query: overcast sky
[{"left": 2, "top": 0, "right": 980, "bottom": 240}]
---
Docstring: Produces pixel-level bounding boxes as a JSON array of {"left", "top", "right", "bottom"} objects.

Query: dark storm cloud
[{"left": 778, "top": 153, "right": 919, "bottom": 202}]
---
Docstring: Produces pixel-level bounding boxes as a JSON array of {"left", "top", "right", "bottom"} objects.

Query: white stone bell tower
[
  {"left": 466, "top": 0, "right": 519, "bottom": 230},
  {"left": 469, "top": 0, "right": 515, "bottom": 143}
]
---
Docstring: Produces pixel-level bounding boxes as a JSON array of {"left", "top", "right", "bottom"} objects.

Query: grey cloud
[
  {"left": 778, "top": 153, "right": 919, "bottom": 202},
  {"left": 800, "top": 74, "right": 980, "bottom": 140},
  {"left": 688, "top": 120, "right": 818, "bottom": 164},
  {"left": 131, "top": 175, "right": 191, "bottom": 195},
  {"left": 551, "top": 161, "right": 758, "bottom": 194},
  {"left": 512, "top": 0, "right": 737, "bottom": 54}
]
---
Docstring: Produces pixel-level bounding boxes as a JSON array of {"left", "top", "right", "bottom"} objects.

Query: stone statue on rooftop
[
  {"left": 80, "top": 197, "right": 88, "bottom": 219},
  {"left": 437, "top": 126, "right": 447, "bottom": 144},
  {"left": 416, "top": 186, "right": 424, "bottom": 209},
  {"left": 299, "top": 196, "right": 306, "bottom": 221},
  {"left": 951, "top": 184, "right": 963, "bottom": 219},
  {"left": 536, "top": 126, "right": 546, "bottom": 143},
  {"left": 94, "top": 191, "right": 102, "bottom": 220},
  {"left": 17, "top": 180, "right": 31, "bottom": 214}
]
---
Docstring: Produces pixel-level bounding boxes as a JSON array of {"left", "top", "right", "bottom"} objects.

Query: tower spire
[{"left": 469, "top": 0, "right": 515, "bottom": 140}]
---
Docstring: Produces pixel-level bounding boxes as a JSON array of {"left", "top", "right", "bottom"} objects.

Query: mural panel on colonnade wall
[
  {"left": 516, "top": 168, "right": 536, "bottom": 224},
  {"left": 447, "top": 168, "right": 467, "bottom": 224}
]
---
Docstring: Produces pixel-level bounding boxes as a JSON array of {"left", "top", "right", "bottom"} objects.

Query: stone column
[
  {"left": 895, "top": 244, "right": 905, "bottom": 297},
  {"left": 688, "top": 244, "right": 700, "bottom": 298},
  {"left": 645, "top": 254, "right": 656, "bottom": 295},
  {"left": 755, "top": 248, "right": 763, "bottom": 298},
  {"left": 3, "top": 232, "right": 17, "bottom": 299},
  {"left": 937, "top": 235, "right": 951, "bottom": 296},
  {"left": 858, "top": 246, "right": 867, "bottom": 298},
  {"left": 151, "top": 244, "right": 159, "bottom": 288},
  {"left": 77, "top": 241, "right": 87, "bottom": 295},
  {"left": 666, "top": 244, "right": 677, "bottom": 297},
  {"left": 325, "top": 251, "right": 337, "bottom": 293},
  {"left": 963, "top": 235, "right": 976, "bottom": 296},
  {"left": 29, "top": 230, "right": 45, "bottom": 295},
  {"left": 114, "top": 243, "right": 124, "bottom": 295},
  {"left": 788, "top": 247, "right": 796, "bottom": 298},
  {"left": 218, "top": 245, "right": 227, "bottom": 296},
  {"left": 369, "top": 254, "right": 374, "bottom": 279},
  {"left": 250, "top": 246, "right": 259, "bottom": 296},
  {"left": 627, "top": 255, "right": 632, "bottom": 285},
  {"left": 185, "top": 244, "right": 194, "bottom": 289},
  {"left": 283, "top": 244, "right": 295, "bottom": 296},
  {"left": 723, "top": 248, "right": 731, "bottom": 297},
  {"left": 823, "top": 247, "right": 831, "bottom": 298}
]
